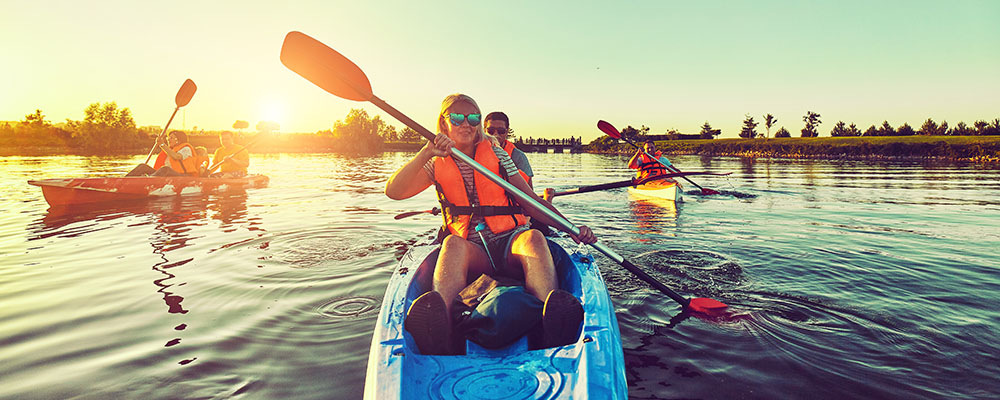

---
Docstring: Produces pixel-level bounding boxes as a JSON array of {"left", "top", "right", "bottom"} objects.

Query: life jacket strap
[{"left": 444, "top": 204, "right": 523, "bottom": 217}]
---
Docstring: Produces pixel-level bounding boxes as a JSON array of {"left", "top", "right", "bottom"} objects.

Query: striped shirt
[{"left": 424, "top": 145, "right": 527, "bottom": 243}]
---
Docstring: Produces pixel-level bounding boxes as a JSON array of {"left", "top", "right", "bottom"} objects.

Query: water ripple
[{"left": 317, "top": 296, "right": 381, "bottom": 320}]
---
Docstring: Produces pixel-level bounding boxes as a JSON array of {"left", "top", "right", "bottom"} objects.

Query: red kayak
[{"left": 28, "top": 175, "right": 269, "bottom": 207}]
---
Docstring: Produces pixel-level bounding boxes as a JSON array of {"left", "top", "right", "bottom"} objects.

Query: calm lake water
[{"left": 1, "top": 152, "right": 998, "bottom": 399}]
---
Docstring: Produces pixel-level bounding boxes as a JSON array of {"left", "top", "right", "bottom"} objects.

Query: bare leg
[
  {"left": 126, "top": 163, "right": 156, "bottom": 176},
  {"left": 434, "top": 234, "right": 492, "bottom": 316},
  {"left": 506, "top": 229, "right": 557, "bottom": 302}
]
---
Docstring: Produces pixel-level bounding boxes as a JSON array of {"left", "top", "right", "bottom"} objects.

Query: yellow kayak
[{"left": 627, "top": 179, "right": 682, "bottom": 201}]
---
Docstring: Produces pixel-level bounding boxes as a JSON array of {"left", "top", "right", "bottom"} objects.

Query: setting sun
[{"left": 259, "top": 99, "right": 286, "bottom": 127}]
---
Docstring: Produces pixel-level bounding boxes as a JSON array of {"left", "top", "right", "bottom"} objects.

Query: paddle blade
[
  {"left": 597, "top": 120, "right": 621, "bottom": 139},
  {"left": 393, "top": 207, "right": 440, "bottom": 220},
  {"left": 701, "top": 188, "right": 722, "bottom": 195},
  {"left": 688, "top": 297, "right": 728, "bottom": 314},
  {"left": 280, "top": 31, "right": 373, "bottom": 102},
  {"left": 175, "top": 79, "right": 197, "bottom": 107},
  {"left": 394, "top": 211, "right": 425, "bottom": 220}
]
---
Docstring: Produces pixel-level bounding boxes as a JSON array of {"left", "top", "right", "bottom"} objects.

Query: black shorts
[{"left": 470, "top": 227, "right": 528, "bottom": 280}]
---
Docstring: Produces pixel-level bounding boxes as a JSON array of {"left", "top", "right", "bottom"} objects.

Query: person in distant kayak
[
  {"left": 126, "top": 130, "right": 199, "bottom": 177},
  {"left": 628, "top": 140, "right": 673, "bottom": 181},
  {"left": 385, "top": 93, "right": 595, "bottom": 355},
  {"left": 211, "top": 131, "right": 250, "bottom": 178}
]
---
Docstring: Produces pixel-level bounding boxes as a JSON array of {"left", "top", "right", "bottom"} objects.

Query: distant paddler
[
  {"left": 628, "top": 140, "right": 677, "bottom": 184},
  {"left": 210, "top": 131, "right": 250, "bottom": 178},
  {"left": 126, "top": 130, "right": 200, "bottom": 177}
]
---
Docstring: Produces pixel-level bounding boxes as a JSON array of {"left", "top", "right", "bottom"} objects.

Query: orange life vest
[
  {"left": 433, "top": 140, "right": 528, "bottom": 239},
  {"left": 152, "top": 143, "right": 200, "bottom": 176},
  {"left": 213, "top": 145, "right": 249, "bottom": 174},
  {"left": 635, "top": 152, "right": 668, "bottom": 180},
  {"left": 500, "top": 140, "right": 532, "bottom": 185}
]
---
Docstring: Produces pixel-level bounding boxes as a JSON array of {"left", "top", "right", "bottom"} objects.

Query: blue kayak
[{"left": 364, "top": 239, "right": 628, "bottom": 399}]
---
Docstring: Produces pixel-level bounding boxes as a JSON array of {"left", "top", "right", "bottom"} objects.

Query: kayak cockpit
[{"left": 364, "top": 239, "right": 628, "bottom": 399}]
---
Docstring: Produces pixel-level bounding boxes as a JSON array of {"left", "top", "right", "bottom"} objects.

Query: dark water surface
[{"left": 1, "top": 153, "right": 998, "bottom": 399}]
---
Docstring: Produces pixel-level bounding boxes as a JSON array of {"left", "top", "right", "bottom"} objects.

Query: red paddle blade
[
  {"left": 280, "top": 31, "right": 373, "bottom": 102},
  {"left": 597, "top": 120, "right": 621, "bottom": 138},
  {"left": 701, "top": 188, "right": 721, "bottom": 195},
  {"left": 688, "top": 297, "right": 728, "bottom": 314},
  {"left": 175, "top": 79, "right": 197, "bottom": 107}
]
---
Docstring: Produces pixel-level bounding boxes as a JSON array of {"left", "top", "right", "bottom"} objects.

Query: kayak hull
[
  {"left": 364, "top": 240, "right": 628, "bottom": 399},
  {"left": 627, "top": 180, "right": 681, "bottom": 201},
  {"left": 27, "top": 175, "right": 269, "bottom": 207}
]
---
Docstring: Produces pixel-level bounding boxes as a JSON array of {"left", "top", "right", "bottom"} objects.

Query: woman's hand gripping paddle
[
  {"left": 598, "top": 120, "right": 722, "bottom": 195},
  {"left": 279, "top": 31, "right": 727, "bottom": 314}
]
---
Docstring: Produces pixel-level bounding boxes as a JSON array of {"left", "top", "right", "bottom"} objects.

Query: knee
[
  {"left": 519, "top": 229, "right": 548, "bottom": 248},
  {"left": 440, "top": 235, "right": 474, "bottom": 261},
  {"left": 511, "top": 229, "right": 553, "bottom": 259},
  {"left": 437, "top": 235, "right": 474, "bottom": 274},
  {"left": 441, "top": 234, "right": 470, "bottom": 253}
]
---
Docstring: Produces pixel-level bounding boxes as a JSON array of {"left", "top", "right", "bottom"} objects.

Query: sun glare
[{"left": 259, "top": 100, "right": 286, "bottom": 127}]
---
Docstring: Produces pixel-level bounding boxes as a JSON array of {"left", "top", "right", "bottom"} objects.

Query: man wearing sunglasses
[
  {"left": 484, "top": 112, "right": 533, "bottom": 189},
  {"left": 483, "top": 111, "right": 558, "bottom": 234}
]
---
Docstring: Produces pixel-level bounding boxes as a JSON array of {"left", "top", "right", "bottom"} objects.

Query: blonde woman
[{"left": 385, "top": 93, "right": 594, "bottom": 355}]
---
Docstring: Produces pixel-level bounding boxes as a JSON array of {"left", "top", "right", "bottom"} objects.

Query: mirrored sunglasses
[{"left": 447, "top": 112, "right": 481, "bottom": 127}]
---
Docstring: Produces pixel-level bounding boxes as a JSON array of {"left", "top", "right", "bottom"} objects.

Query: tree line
[
  {"left": 584, "top": 112, "right": 1000, "bottom": 149},
  {"left": 738, "top": 112, "right": 1000, "bottom": 139},
  {"left": 1, "top": 103, "right": 146, "bottom": 152},
  {"left": 587, "top": 123, "right": 723, "bottom": 151},
  {"left": 7, "top": 103, "right": 999, "bottom": 155},
  {"left": 0, "top": 104, "right": 426, "bottom": 154}
]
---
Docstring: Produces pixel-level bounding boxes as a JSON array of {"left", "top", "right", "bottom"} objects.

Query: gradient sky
[{"left": 3, "top": 1, "right": 998, "bottom": 141}]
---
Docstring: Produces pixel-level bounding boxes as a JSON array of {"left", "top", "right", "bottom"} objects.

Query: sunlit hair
[
  {"left": 438, "top": 93, "right": 496, "bottom": 146},
  {"left": 220, "top": 131, "right": 234, "bottom": 138}
]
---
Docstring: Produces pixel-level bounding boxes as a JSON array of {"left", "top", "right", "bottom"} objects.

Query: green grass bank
[{"left": 590, "top": 136, "right": 1000, "bottom": 163}]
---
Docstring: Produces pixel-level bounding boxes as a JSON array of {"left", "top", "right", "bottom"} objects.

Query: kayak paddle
[
  {"left": 394, "top": 207, "right": 441, "bottom": 220},
  {"left": 598, "top": 120, "right": 722, "bottom": 195},
  {"left": 547, "top": 171, "right": 731, "bottom": 198},
  {"left": 141, "top": 79, "right": 197, "bottom": 166},
  {"left": 279, "top": 31, "right": 726, "bottom": 314}
]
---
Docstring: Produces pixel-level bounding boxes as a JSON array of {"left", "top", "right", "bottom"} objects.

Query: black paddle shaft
[
  {"left": 551, "top": 172, "right": 729, "bottom": 198},
  {"left": 552, "top": 179, "right": 638, "bottom": 197}
]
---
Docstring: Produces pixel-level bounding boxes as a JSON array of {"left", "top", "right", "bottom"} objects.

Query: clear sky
[{"left": 3, "top": 1, "right": 998, "bottom": 141}]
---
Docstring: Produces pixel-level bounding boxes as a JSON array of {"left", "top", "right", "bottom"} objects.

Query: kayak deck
[
  {"left": 627, "top": 179, "right": 682, "bottom": 202},
  {"left": 28, "top": 175, "right": 269, "bottom": 206},
  {"left": 364, "top": 240, "right": 627, "bottom": 399}
]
